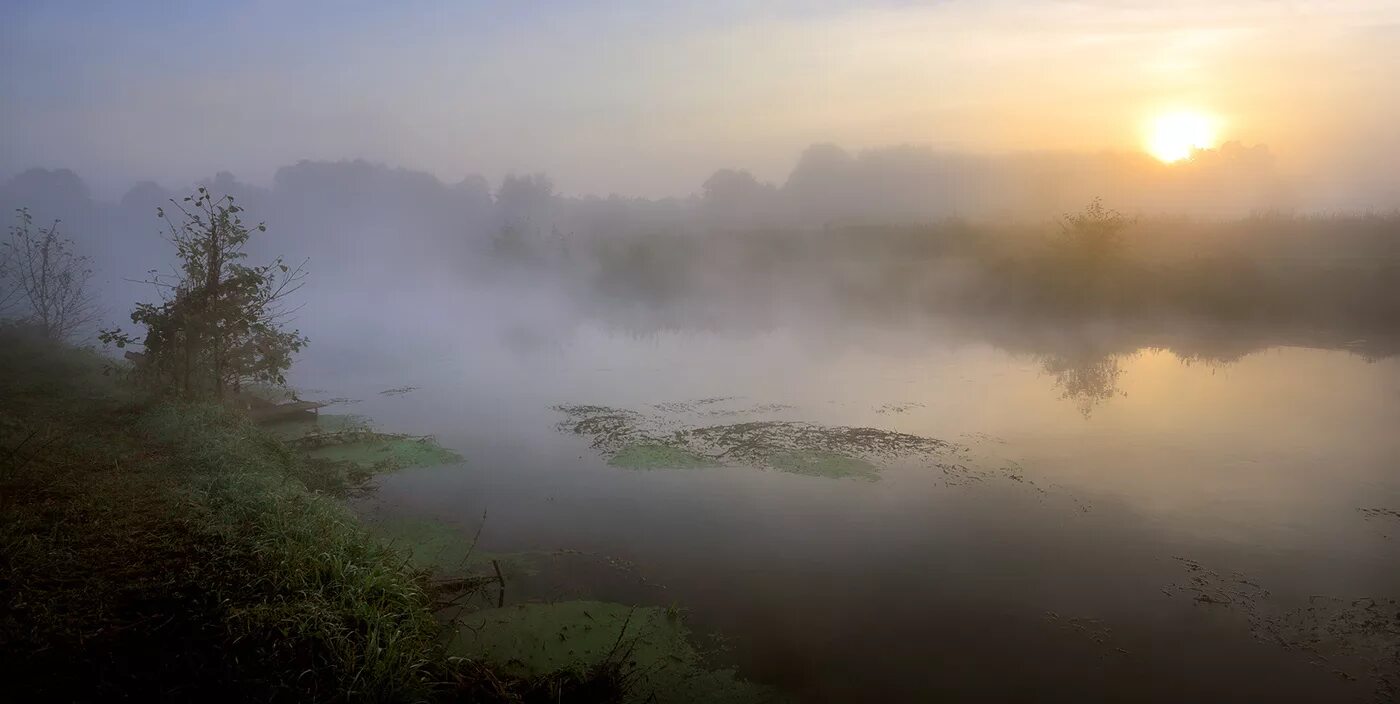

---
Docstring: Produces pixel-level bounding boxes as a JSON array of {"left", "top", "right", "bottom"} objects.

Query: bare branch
[{"left": 4, "top": 208, "right": 98, "bottom": 340}]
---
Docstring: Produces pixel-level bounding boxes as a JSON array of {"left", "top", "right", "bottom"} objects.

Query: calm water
[{"left": 296, "top": 317, "right": 1400, "bottom": 702}]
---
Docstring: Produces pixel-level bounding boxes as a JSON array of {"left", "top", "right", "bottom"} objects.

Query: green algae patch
[
  {"left": 554, "top": 404, "right": 648, "bottom": 451},
  {"left": 262, "top": 413, "right": 370, "bottom": 442},
  {"left": 365, "top": 517, "right": 475, "bottom": 571},
  {"left": 608, "top": 442, "right": 717, "bottom": 470},
  {"left": 556, "top": 403, "right": 959, "bottom": 481},
  {"left": 452, "top": 601, "right": 687, "bottom": 674},
  {"left": 295, "top": 430, "right": 463, "bottom": 472},
  {"left": 765, "top": 449, "right": 878, "bottom": 480},
  {"left": 363, "top": 517, "right": 549, "bottom": 582},
  {"left": 452, "top": 601, "right": 783, "bottom": 704},
  {"left": 263, "top": 410, "right": 462, "bottom": 474}
]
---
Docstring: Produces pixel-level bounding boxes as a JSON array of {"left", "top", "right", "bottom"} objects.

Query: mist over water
[
  {"left": 312, "top": 315, "right": 1400, "bottom": 702},
  {"left": 4, "top": 2, "right": 1400, "bottom": 701},
  {"left": 4, "top": 144, "right": 1399, "bottom": 701}
]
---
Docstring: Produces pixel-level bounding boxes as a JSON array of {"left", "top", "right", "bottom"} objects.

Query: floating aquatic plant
[
  {"left": 264, "top": 413, "right": 463, "bottom": 472},
  {"left": 609, "top": 442, "right": 718, "bottom": 470},
  {"left": 554, "top": 403, "right": 955, "bottom": 480},
  {"left": 453, "top": 600, "right": 784, "bottom": 704}
]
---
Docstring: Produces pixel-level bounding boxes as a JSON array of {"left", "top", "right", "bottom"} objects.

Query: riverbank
[{"left": 0, "top": 328, "right": 625, "bottom": 702}]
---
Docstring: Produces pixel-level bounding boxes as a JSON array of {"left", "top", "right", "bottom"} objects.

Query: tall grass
[{"left": 140, "top": 403, "right": 444, "bottom": 701}]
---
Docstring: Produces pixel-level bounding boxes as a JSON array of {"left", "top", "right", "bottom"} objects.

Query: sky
[{"left": 2, "top": 0, "right": 1398, "bottom": 202}]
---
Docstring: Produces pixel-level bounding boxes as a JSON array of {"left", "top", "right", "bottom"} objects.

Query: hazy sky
[{"left": 3, "top": 0, "right": 1397, "bottom": 200}]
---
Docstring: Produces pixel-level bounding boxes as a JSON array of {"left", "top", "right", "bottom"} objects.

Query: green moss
[
  {"left": 453, "top": 601, "right": 783, "bottom": 704},
  {"left": 608, "top": 442, "right": 717, "bottom": 470},
  {"left": 765, "top": 449, "right": 879, "bottom": 480}
]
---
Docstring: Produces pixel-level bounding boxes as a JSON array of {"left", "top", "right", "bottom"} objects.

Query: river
[{"left": 292, "top": 310, "right": 1400, "bottom": 702}]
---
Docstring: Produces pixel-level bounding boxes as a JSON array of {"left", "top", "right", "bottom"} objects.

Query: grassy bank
[{"left": 0, "top": 328, "right": 622, "bottom": 702}]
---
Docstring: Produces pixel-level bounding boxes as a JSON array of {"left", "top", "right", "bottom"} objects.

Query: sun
[{"left": 1146, "top": 111, "right": 1218, "bottom": 163}]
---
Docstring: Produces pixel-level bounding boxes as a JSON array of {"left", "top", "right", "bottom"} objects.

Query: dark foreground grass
[{"left": 0, "top": 327, "right": 623, "bottom": 703}]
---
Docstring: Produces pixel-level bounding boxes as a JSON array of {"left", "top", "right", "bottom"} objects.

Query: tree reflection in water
[{"left": 1039, "top": 351, "right": 1130, "bottom": 417}]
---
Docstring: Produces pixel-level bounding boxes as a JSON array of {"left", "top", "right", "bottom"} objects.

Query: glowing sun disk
[{"left": 1147, "top": 111, "right": 1217, "bottom": 163}]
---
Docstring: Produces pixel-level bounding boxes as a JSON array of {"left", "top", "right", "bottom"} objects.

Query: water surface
[{"left": 298, "top": 319, "right": 1400, "bottom": 702}]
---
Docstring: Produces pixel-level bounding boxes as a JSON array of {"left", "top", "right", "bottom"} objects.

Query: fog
[
  {"left": 3, "top": 3, "right": 1399, "bottom": 703},
  {"left": 4, "top": 1, "right": 1400, "bottom": 207},
  {"left": 3, "top": 138, "right": 1394, "bottom": 349}
]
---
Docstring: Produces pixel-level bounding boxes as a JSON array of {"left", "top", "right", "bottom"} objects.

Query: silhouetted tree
[
  {"left": 496, "top": 173, "right": 554, "bottom": 232},
  {"left": 1056, "top": 198, "right": 1134, "bottom": 264},
  {"left": 1039, "top": 199, "right": 1140, "bottom": 312},
  {"left": 3, "top": 208, "right": 97, "bottom": 340},
  {"left": 700, "top": 169, "right": 780, "bottom": 224},
  {"left": 102, "top": 189, "right": 307, "bottom": 398}
]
